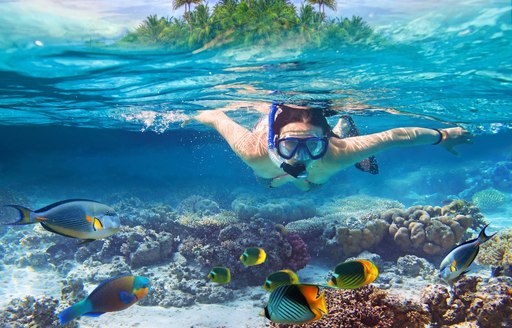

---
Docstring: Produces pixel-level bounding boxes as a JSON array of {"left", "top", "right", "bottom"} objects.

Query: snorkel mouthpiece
[
  {"left": 281, "top": 162, "right": 307, "bottom": 178},
  {"left": 268, "top": 101, "right": 308, "bottom": 179}
]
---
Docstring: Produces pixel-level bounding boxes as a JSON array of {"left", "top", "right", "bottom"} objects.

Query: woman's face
[{"left": 278, "top": 123, "right": 325, "bottom": 164}]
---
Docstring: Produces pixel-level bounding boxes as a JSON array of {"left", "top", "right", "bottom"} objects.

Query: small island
[{"left": 119, "top": 0, "right": 376, "bottom": 51}]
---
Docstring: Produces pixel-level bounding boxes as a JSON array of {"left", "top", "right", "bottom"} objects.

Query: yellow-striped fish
[
  {"left": 240, "top": 247, "right": 266, "bottom": 266},
  {"left": 207, "top": 267, "right": 231, "bottom": 284},
  {"left": 264, "top": 283, "right": 327, "bottom": 324},
  {"left": 327, "top": 259, "right": 378, "bottom": 289},
  {"left": 3, "top": 199, "right": 120, "bottom": 242},
  {"left": 263, "top": 269, "right": 299, "bottom": 292}
]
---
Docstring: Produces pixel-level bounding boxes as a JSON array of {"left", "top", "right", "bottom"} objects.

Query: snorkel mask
[{"left": 268, "top": 101, "right": 329, "bottom": 178}]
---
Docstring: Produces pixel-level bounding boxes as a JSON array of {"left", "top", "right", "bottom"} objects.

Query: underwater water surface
[{"left": 0, "top": 0, "right": 511, "bottom": 327}]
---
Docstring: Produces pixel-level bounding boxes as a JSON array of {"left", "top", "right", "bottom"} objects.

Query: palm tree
[
  {"left": 306, "top": 0, "right": 336, "bottom": 16},
  {"left": 172, "top": 0, "right": 203, "bottom": 17},
  {"left": 136, "top": 14, "right": 168, "bottom": 43}
]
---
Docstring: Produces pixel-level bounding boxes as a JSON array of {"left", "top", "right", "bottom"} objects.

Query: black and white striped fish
[{"left": 264, "top": 284, "right": 327, "bottom": 324}]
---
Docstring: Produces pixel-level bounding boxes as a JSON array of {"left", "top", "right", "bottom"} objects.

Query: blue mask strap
[{"left": 268, "top": 100, "right": 282, "bottom": 149}]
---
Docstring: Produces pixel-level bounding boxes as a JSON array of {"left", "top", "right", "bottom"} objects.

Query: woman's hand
[{"left": 440, "top": 127, "right": 472, "bottom": 155}]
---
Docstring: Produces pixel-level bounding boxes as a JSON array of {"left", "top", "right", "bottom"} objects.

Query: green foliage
[{"left": 119, "top": 0, "right": 378, "bottom": 51}]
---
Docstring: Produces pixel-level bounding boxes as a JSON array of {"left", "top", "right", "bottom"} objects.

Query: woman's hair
[{"left": 272, "top": 104, "right": 332, "bottom": 136}]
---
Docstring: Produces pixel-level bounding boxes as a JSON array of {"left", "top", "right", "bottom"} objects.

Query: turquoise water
[
  {"left": 0, "top": 1, "right": 512, "bottom": 327},
  {"left": 0, "top": 1, "right": 510, "bottom": 203}
]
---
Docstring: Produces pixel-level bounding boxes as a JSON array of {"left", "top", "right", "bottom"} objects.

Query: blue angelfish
[
  {"left": 3, "top": 199, "right": 120, "bottom": 241},
  {"left": 58, "top": 275, "right": 150, "bottom": 325},
  {"left": 440, "top": 224, "right": 496, "bottom": 283}
]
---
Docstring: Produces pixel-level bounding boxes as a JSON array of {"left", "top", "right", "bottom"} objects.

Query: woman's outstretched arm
[
  {"left": 325, "top": 127, "right": 471, "bottom": 168},
  {"left": 194, "top": 109, "right": 267, "bottom": 164}
]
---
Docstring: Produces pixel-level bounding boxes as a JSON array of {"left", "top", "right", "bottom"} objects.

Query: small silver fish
[
  {"left": 440, "top": 224, "right": 495, "bottom": 283},
  {"left": 4, "top": 199, "right": 120, "bottom": 241}
]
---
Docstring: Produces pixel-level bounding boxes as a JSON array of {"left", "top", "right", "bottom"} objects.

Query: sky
[{"left": 0, "top": 0, "right": 504, "bottom": 44}]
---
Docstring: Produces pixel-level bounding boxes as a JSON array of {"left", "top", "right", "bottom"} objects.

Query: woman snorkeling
[{"left": 194, "top": 102, "right": 471, "bottom": 191}]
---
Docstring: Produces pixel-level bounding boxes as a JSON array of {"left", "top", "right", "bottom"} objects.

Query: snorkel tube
[{"left": 268, "top": 101, "right": 307, "bottom": 179}]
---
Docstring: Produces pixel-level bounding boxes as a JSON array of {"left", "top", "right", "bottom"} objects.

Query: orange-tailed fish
[
  {"left": 208, "top": 267, "right": 231, "bottom": 284},
  {"left": 327, "top": 259, "right": 379, "bottom": 289},
  {"left": 264, "top": 283, "right": 327, "bottom": 324},
  {"left": 58, "top": 275, "right": 150, "bottom": 325},
  {"left": 3, "top": 199, "right": 120, "bottom": 241},
  {"left": 440, "top": 224, "right": 496, "bottom": 283},
  {"left": 240, "top": 247, "right": 266, "bottom": 266},
  {"left": 263, "top": 269, "right": 299, "bottom": 292}
]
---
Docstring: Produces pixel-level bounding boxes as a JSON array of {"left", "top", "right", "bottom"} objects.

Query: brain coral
[
  {"left": 336, "top": 219, "right": 389, "bottom": 257},
  {"left": 384, "top": 200, "right": 484, "bottom": 256},
  {"left": 334, "top": 200, "right": 486, "bottom": 258}
]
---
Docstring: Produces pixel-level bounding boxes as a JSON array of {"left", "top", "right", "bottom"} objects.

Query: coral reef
[
  {"left": 477, "top": 228, "right": 512, "bottom": 276},
  {"left": 0, "top": 224, "right": 67, "bottom": 269},
  {"left": 109, "top": 196, "right": 178, "bottom": 231},
  {"left": 70, "top": 225, "right": 177, "bottom": 281},
  {"left": 286, "top": 196, "right": 402, "bottom": 259},
  {"left": 383, "top": 201, "right": 482, "bottom": 256},
  {"left": 176, "top": 195, "right": 221, "bottom": 215},
  {"left": 336, "top": 218, "right": 389, "bottom": 257},
  {"left": 284, "top": 198, "right": 486, "bottom": 260},
  {"left": 0, "top": 295, "right": 76, "bottom": 328},
  {"left": 267, "top": 286, "right": 430, "bottom": 328},
  {"left": 472, "top": 188, "right": 509, "bottom": 211},
  {"left": 396, "top": 255, "right": 437, "bottom": 280},
  {"left": 463, "top": 161, "right": 512, "bottom": 195},
  {"left": 177, "top": 210, "right": 238, "bottom": 231},
  {"left": 139, "top": 261, "right": 236, "bottom": 307},
  {"left": 318, "top": 195, "right": 404, "bottom": 219},
  {"left": 348, "top": 200, "right": 485, "bottom": 258},
  {"left": 421, "top": 276, "right": 512, "bottom": 327},
  {"left": 231, "top": 195, "right": 316, "bottom": 223},
  {"left": 179, "top": 218, "right": 310, "bottom": 287},
  {"left": 59, "top": 276, "right": 88, "bottom": 306}
]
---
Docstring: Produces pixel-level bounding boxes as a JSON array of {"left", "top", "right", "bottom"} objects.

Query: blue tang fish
[
  {"left": 58, "top": 275, "right": 150, "bottom": 325},
  {"left": 440, "top": 224, "right": 496, "bottom": 283},
  {"left": 4, "top": 199, "right": 120, "bottom": 241}
]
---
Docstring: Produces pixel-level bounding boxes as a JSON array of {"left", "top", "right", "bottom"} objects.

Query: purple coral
[
  {"left": 286, "top": 233, "right": 310, "bottom": 272},
  {"left": 179, "top": 219, "right": 311, "bottom": 287}
]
